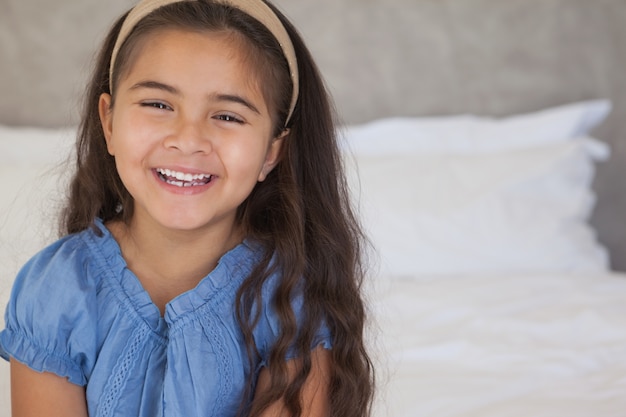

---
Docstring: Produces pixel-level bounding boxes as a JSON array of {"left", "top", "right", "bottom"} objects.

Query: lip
[{"left": 152, "top": 167, "right": 215, "bottom": 195}]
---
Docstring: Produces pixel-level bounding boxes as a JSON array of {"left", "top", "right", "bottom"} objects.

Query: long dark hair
[{"left": 62, "top": 1, "right": 374, "bottom": 416}]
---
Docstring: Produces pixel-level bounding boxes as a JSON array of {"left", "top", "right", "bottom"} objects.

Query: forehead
[
  {"left": 129, "top": 28, "right": 247, "bottom": 71},
  {"left": 119, "top": 27, "right": 263, "bottom": 88},
  {"left": 121, "top": 29, "right": 267, "bottom": 106}
]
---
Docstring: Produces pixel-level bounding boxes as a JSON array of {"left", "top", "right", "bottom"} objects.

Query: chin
[{"left": 153, "top": 209, "right": 236, "bottom": 236}]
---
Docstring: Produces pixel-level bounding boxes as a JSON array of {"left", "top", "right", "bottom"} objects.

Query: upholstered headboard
[{"left": 1, "top": 0, "right": 625, "bottom": 270}]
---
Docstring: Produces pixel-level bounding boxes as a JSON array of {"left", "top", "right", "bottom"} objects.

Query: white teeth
[{"left": 156, "top": 168, "right": 212, "bottom": 187}]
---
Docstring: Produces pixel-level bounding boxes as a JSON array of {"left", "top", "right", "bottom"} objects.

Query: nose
[{"left": 163, "top": 117, "right": 212, "bottom": 155}]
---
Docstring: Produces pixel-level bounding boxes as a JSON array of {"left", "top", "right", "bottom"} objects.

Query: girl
[{"left": 0, "top": 0, "right": 374, "bottom": 416}]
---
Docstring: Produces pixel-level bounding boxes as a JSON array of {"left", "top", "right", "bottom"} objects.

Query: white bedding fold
[{"left": 369, "top": 273, "right": 626, "bottom": 417}]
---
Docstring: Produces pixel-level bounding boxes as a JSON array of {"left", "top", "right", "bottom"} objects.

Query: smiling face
[{"left": 99, "top": 29, "right": 284, "bottom": 238}]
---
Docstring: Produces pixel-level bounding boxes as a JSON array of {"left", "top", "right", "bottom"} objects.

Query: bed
[
  {"left": 343, "top": 103, "right": 626, "bottom": 416},
  {"left": 1, "top": 0, "right": 626, "bottom": 416}
]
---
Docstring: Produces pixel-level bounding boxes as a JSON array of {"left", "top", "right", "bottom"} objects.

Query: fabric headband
[{"left": 109, "top": 0, "right": 299, "bottom": 124}]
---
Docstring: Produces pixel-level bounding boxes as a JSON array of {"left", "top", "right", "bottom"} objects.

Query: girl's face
[{"left": 99, "top": 29, "right": 284, "bottom": 236}]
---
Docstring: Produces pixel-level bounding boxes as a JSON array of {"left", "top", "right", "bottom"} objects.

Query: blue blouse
[{"left": 0, "top": 220, "right": 331, "bottom": 417}]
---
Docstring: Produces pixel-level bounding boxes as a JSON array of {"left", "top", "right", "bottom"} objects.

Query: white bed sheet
[{"left": 369, "top": 272, "right": 626, "bottom": 417}]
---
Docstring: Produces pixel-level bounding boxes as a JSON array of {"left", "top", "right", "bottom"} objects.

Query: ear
[
  {"left": 258, "top": 129, "right": 288, "bottom": 182},
  {"left": 99, "top": 93, "right": 115, "bottom": 155}
]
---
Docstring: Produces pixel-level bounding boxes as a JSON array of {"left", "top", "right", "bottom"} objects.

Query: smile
[{"left": 156, "top": 168, "right": 213, "bottom": 188}]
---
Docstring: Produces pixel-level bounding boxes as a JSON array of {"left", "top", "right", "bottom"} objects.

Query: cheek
[
  {"left": 107, "top": 131, "right": 156, "bottom": 187},
  {"left": 109, "top": 136, "right": 141, "bottom": 165},
  {"left": 223, "top": 140, "right": 270, "bottom": 177},
  {"left": 110, "top": 117, "right": 161, "bottom": 158}
]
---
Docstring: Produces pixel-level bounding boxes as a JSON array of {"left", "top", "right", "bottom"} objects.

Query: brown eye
[
  {"left": 215, "top": 114, "right": 244, "bottom": 124},
  {"left": 142, "top": 102, "right": 172, "bottom": 111}
]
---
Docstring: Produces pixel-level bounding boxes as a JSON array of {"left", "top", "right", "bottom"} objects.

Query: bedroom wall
[{"left": 0, "top": 0, "right": 625, "bottom": 270}]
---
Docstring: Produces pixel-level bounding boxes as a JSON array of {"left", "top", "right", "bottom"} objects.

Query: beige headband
[{"left": 109, "top": 0, "right": 299, "bottom": 124}]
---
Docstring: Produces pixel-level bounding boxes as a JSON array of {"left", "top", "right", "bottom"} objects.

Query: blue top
[{"left": 0, "top": 220, "right": 331, "bottom": 417}]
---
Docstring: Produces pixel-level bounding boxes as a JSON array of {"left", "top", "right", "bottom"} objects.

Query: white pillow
[
  {"left": 346, "top": 137, "right": 611, "bottom": 278},
  {"left": 0, "top": 125, "right": 75, "bottom": 164},
  {"left": 340, "top": 100, "right": 611, "bottom": 156}
]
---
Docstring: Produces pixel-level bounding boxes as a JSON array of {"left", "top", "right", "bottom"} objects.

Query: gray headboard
[{"left": 1, "top": 0, "right": 625, "bottom": 270}]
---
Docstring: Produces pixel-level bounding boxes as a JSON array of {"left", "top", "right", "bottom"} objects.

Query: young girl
[{"left": 0, "top": 0, "right": 374, "bottom": 416}]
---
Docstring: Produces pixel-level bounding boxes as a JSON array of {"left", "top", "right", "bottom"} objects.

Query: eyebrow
[
  {"left": 210, "top": 93, "right": 261, "bottom": 115},
  {"left": 130, "top": 80, "right": 179, "bottom": 95},
  {"left": 129, "top": 80, "right": 261, "bottom": 115}
]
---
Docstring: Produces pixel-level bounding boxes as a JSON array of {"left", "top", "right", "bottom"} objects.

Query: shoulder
[
  {"left": 0, "top": 222, "right": 115, "bottom": 384},
  {"left": 5, "top": 220, "right": 122, "bottom": 336},
  {"left": 13, "top": 222, "right": 111, "bottom": 295}
]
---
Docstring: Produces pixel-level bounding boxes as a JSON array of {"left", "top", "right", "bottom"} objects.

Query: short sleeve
[
  {"left": 252, "top": 274, "right": 333, "bottom": 366},
  {"left": 0, "top": 236, "right": 99, "bottom": 385}
]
